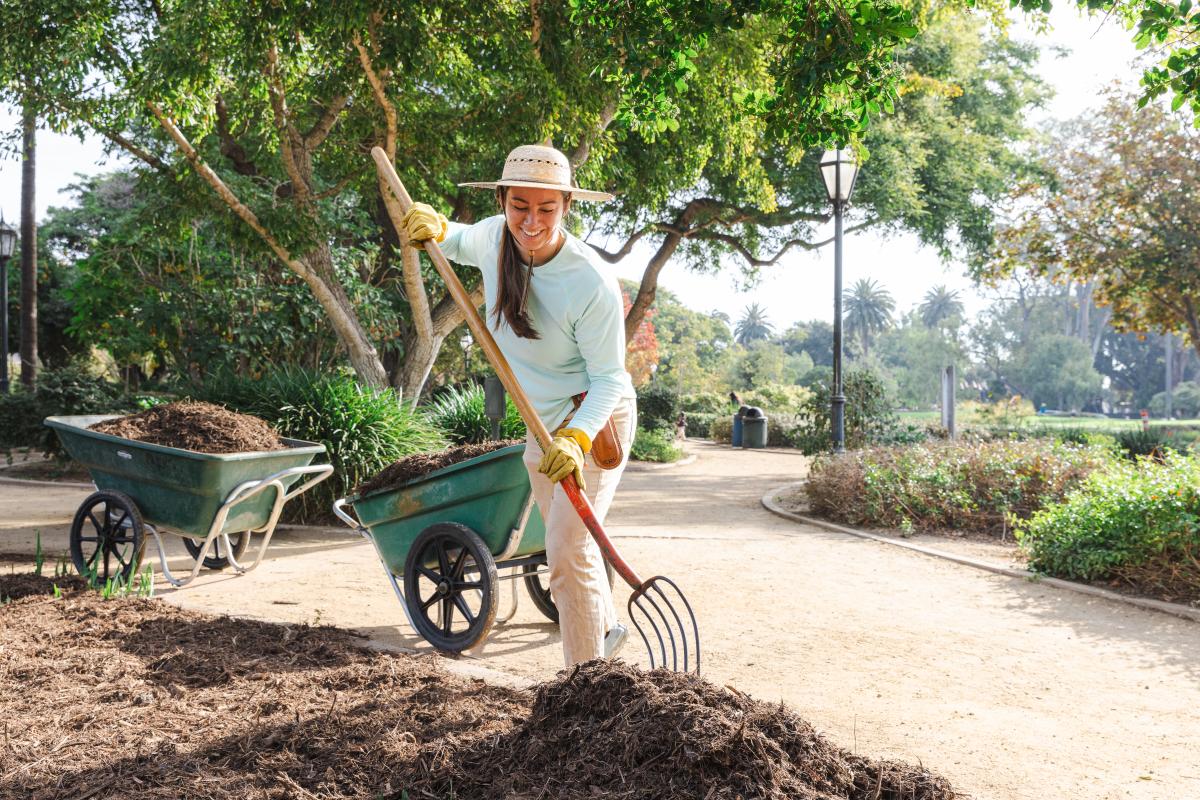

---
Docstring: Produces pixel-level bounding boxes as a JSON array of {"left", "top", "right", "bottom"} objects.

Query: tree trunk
[
  {"left": 19, "top": 102, "right": 36, "bottom": 389},
  {"left": 299, "top": 243, "right": 389, "bottom": 389},
  {"left": 624, "top": 202, "right": 706, "bottom": 342},
  {"left": 396, "top": 330, "right": 446, "bottom": 405}
]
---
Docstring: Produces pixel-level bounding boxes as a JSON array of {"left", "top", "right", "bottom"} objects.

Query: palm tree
[
  {"left": 843, "top": 278, "right": 894, "bottom": 359},
  {"left": 734, "top": 303, "right": 774, "bottom": 345},
  {"left": 918, "top": 285, "right": 964, "bottom": 329}
]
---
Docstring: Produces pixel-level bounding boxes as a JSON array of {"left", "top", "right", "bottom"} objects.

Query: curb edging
[{"left": 762, "top": 482, "right": 1200, "bottom": 624}]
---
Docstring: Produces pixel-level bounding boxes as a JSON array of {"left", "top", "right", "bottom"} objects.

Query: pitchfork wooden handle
[{"left": 371, "top": 147, "right": 646, "bottom": 590}]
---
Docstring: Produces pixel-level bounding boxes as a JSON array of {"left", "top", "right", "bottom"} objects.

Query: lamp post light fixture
[
  {"left": 0, "top": 215, "right": 18, "bottom": 394},
  {"left": 819, "top": 147, "right": 860, "bottom": 452}
]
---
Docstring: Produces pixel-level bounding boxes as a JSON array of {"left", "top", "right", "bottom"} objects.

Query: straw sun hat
[{"left": 459, "top": 144, "right": 614, "bottom": 202}]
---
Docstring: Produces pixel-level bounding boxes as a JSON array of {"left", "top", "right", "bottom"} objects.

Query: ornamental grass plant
[
  {"left": 194, "top": 368, "right": 446, "bottom": 522},
  {"left": 805, "top": 439, "right": 1113, "bottom": 535},
  {"left": 424, "top": 382, "right": 526, "bottom": 444},
  {"left": 1017, "top": 452, "right": 1200, "bottom": 606}
]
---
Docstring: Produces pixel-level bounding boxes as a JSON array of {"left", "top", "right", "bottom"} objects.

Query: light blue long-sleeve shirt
[{"left": 440, "top": 215, "right": 636, "bottom": 441}]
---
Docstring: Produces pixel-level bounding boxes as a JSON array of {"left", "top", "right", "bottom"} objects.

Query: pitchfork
[{"left": 371, "top": 148, "right": 700, "bottom": 673}]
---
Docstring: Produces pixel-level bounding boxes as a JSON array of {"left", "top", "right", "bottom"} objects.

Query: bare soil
[
  {"left": 355, "top": 439, "right": 523, "bottom": 497},
  {"left": 0, "top": 588, "right": 955, "bottom": 799},
  {"left": 88, "top": 401, "right": 286, "bottom": 453}
]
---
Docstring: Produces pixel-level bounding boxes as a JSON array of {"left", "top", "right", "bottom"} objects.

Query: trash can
[
  {"left": 741, "top": 406, "right": 768, "bottom": 449},
  {"left": 731, "top": 406, "right": 749, "bottom": 447}
]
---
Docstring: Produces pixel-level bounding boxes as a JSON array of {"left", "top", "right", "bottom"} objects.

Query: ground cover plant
[
  {"left": 805, "top": 439, "right": 1113, "bottom": 535},
  {"left": 0, "top": 589, "right": 958, "bottom": 799},
  {"left": 630, "top": 425, "right": 684, "bottom": 463},
  {"left": 1017, "top": 452, "right": 1200, "bottom": 606}
]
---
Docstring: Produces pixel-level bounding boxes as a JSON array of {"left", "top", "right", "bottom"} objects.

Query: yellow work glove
[
  {"left": 401, "top": 202, "right": 448, "bottom": 245},
  {"left": 538, "top": 427, "right": 591, "bottom": 490}
]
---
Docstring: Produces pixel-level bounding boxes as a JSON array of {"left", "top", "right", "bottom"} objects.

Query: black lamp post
[
  {"left": 819, "top": 148, "right": 859, "bottom": 452},
  {"left": 0, "top": 215, "right": 17, "bottom": 394}
]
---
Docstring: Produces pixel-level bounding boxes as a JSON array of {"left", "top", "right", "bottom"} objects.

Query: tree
[
  {"left": 781, "top": 319, "right": 834, "bottom": 367},
  {"left": 644, "top": 287, "right": 733, "bottom": 394},
  {"left": 876, "top": 312, "right": 970, "bottom": 407},
  {"left": 917, "top": 284, "right": 963, "bottom": 329},
  {"left": 984, "top": 89, "right": 1200, "bottom": 362},
  {"left": 611, "top": 11, "right": 1049, "bottom": 340},
  {"left": 1009, "top": 334, "right": 1103, "bottom": 412},
  {"left": 0, "top": 1, "right": 920, "bottom": 399},
  {"left": 734, "top": 303, "right": 774, "bottom": 345},
  {"left": 844, "top": 278, "right": 894, "bottom": 359},
  {"left": 19, "top": 100, "right": 36, "bottom": 388}
]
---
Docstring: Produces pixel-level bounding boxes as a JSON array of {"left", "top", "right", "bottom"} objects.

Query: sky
[{"left": 0, "top": 6, "right": 1145, "bottom": 332}]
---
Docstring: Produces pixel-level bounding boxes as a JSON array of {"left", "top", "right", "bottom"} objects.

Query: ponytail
[{"left": 493, "top": 187, "right": 541, "bottom": 339}]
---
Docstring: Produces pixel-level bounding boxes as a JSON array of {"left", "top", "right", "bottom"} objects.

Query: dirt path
[{"left": 3, "top": 443, "right": 1198, "bottom": 799}]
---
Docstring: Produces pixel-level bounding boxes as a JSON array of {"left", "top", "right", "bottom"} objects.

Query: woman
[{"left": 401, "top": 144, "right": 637, "bottom": 667}]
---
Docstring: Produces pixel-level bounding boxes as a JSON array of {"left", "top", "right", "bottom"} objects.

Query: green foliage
[
  {"left": 1150, "top": 381, "right": 1200, "bottom": 418},
  {"left": 630, "top": 426, "right": 683, "bottom": 463},
  {"left": 0, "top": 360, "right": 133, "bottom": 454},
  {"left": 684, "top": 412, "right": 718, "bottom": 439},
  {"left": 710, "top": 415, "right": 734, "bottom": 444},
  {"left": 636, "top": 383, "right": 682, "bottom": 432},
  {"left": 424, "top": 383, "right": 526, "bottom": 445},
  {"left": 1113, "top": 428, "right": 1186, "bottom": 461},
  {"left": 741, "top": 384, "right": 813, "bottom": 416},
  {"left": 806, "top": 439, "right": 1113, "bottom": 534},
  {"left": 680, "top": 392, "right": 734, "bottom": 416},
  {"left": 793, "top": 368, "right": 899, "bottom": 454},
  {"left": 193, "top": 369, "right": 446, "bottom": 522},
  {"left": 1010, "top": 334, "right": 1103, "bottom": 412},
  {"left": 1017, "top": 453, "right": 1200, "bottom": 605}
]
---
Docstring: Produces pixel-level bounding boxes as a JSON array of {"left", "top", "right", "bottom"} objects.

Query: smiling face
[{"left": 502, "top": 186, "right": 571, "bottom": 264}]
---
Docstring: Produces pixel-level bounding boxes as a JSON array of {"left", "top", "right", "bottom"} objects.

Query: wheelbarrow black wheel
[
  {"left": 521, "top": 558, "right": 615, "bottom": 624},
  {"left": 404, "top": 523, "right": 498, "bottom": 653},
  {"left": 69, "top": 490, "right": 146, "bottom": 585},
  {"left": 182, "top": 531, "right": 251, "bottom": 570}
]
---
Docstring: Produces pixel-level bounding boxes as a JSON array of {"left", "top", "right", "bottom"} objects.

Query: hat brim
[{"left": 459, "top": 179, "right": 613, "bottom": 202}]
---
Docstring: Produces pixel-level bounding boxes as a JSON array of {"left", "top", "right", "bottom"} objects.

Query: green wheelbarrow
[
  {"left": 45, "top": 415, "right": 334, "bottom": 588},
  {"left": 333, "top": 443, "right": 608, "bottom": 653}
]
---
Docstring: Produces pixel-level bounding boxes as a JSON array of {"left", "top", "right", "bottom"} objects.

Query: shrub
[
  {"left": 1114, "top": 427, "right": 1186, "bottom": 461},
  {"left": 792, "top": 368, "right": 899, "bottom": 455},
  {"left": 766, "top": 413, "right": 806, "bottom": 448},
  {"left": 636, "top": 383, "right": 681, "bottom": 432},
  {"left": 630, "top": 426, "right": 683, "bottom": 463},
  {"left": 680, "top": 392, "right": 733, "bottom": 416},
  {"left": 1017, "top": 452, "right": 1200, "bottom": 605},
  {"left": 424, "top": 382, "right": 526, "bottom": 444},
  {"left": 193, "top": 368, "right": 446, "bottom": 523},
  {"left": 710, "top": 415, "right": 733, "bottom": 444},
  {"left": 805, "top": 439, "right": 1113, "bottom": 535},
  {"left": 0, "top": 360, "right": 135, "bottom": 455},
  {"left": 685, "top": 412, "right": 718, "bottom": 439}
]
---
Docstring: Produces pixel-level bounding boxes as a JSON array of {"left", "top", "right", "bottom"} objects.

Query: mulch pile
[
  {"left": 0, "top": 588, "right": 958, "bottom": 800},
  {"left": 88, "top": 401, "right": 287, "bottom": 454},
  {"left": 0, "top": 571, "right": 88, "bottom": 600},
  {"left": 355, "top": 439, "right": 523, "bottom": 497}
]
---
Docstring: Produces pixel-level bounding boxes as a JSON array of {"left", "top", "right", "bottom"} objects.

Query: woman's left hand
[{"left": 539, "top": 428, "right": 591, "bottom": 490}]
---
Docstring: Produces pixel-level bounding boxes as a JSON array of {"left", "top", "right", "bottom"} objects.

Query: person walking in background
[{"left": 401, "top": 144, "right": 636, "bottom": 667}]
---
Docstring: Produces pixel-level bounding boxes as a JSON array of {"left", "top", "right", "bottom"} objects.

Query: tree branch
[
  {"left": 148, "top": 102, "right": 310, "bottom": 280},
  {"left": 215, "top": 94, "right": 259, "bottom": 176},
  {"left": 354, "top": 22, "right": 396, "bottom": 161},
  {"left": 587, "top": 226, "right": 654, "bottom": 262},
  {"left": 431, "top": 284, "right": 486, "bottom": 338},
  {"left": 304, "top": 94, "right": 351, "bottom": 150},
  {"left": 266, "top": 43, "right": 311, "bottom": 200}
]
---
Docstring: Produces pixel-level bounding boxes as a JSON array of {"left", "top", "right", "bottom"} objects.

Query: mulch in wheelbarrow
[
  {"left": 88, "top": 401, "right": 287, "bottom": 454},
  {"left": 355, "top": 438, "right": 523, "bottom": 496},
  {"left": 1, "top": 588, "right": 959, "bottom": 800}
]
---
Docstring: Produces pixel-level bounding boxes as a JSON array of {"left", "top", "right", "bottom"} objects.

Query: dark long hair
[{"left": 493, "top": 187, "right": 571, "bottom": 339}]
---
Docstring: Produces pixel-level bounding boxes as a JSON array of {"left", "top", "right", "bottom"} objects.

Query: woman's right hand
[{"left": 402, "top": 202, "right": 448, "bottom": 244}]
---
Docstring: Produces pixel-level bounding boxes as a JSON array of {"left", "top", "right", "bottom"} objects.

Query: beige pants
[{"left": 523, "top": 397, "right": 637, "bottom": 666}]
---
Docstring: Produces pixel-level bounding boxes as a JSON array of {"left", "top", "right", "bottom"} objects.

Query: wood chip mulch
[
  {"left": 354, "top": 439, "right": 523, "bottom": 497},
  {"left": 1, "top": 584, "right": 958, "bottom": 800},
  {"left": 88, "top": 401, "right": 288, "bottom": 454}
]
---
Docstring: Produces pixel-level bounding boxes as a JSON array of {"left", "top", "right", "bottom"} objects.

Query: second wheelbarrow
[
  {"left": 45, "top": 415, "right": 334, "bottom": 588},
  {"left": 333, "top": 443, "right": 609, "bottom": 653}
]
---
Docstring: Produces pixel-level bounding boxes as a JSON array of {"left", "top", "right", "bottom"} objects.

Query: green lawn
[{"left": 897, "top": 410, "right": 1200, "bottom": 431}]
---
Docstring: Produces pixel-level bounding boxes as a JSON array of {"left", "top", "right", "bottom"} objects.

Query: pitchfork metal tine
[{"left": 628, "top": 576, "right": 701, "bottom": 673}]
